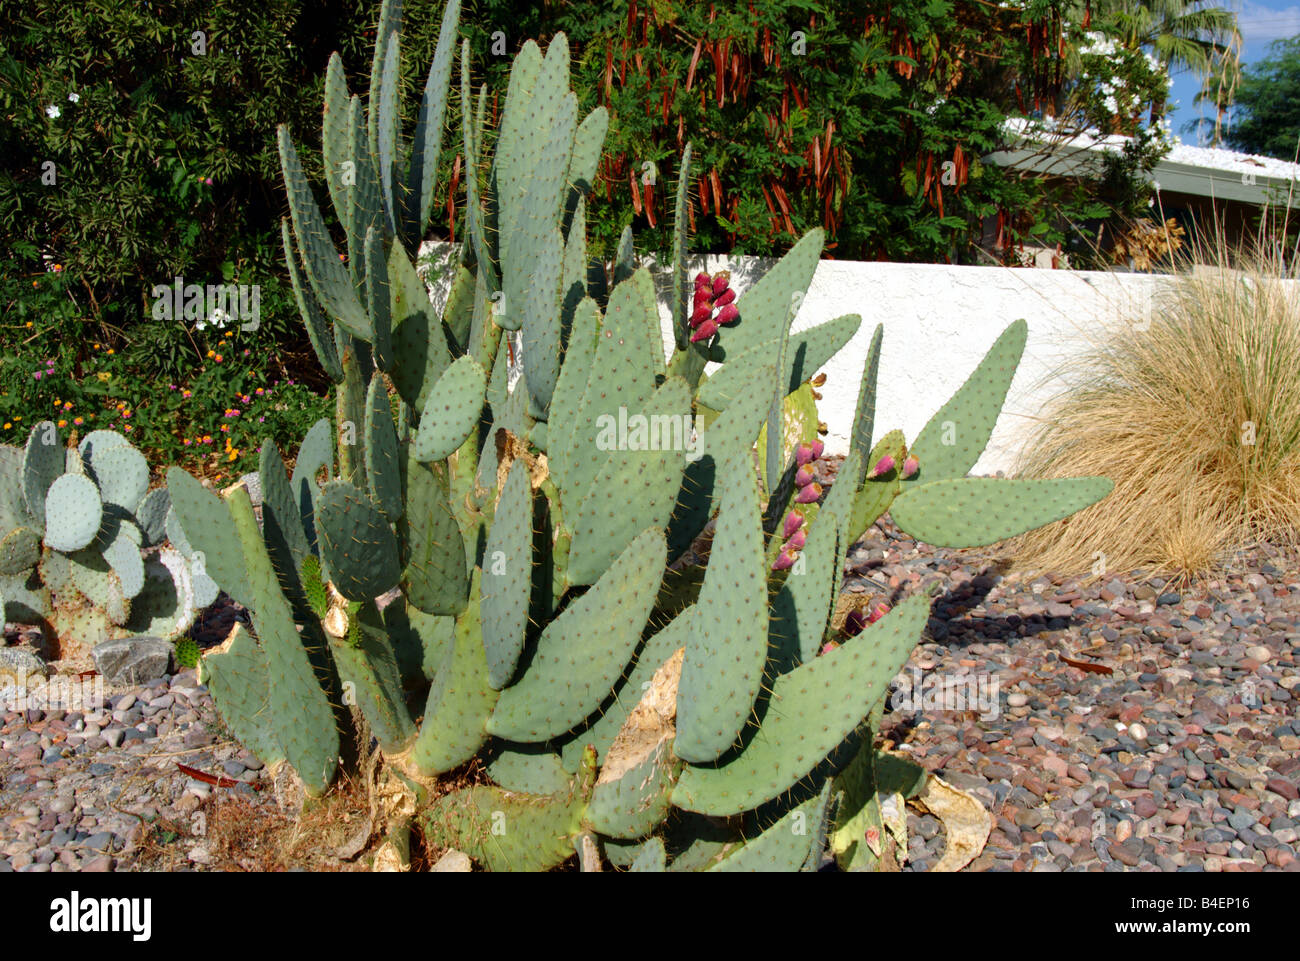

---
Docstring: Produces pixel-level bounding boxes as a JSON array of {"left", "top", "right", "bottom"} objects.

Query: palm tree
[{"left": 1070, "top": 0, "right": 1242, "bottom": 141}]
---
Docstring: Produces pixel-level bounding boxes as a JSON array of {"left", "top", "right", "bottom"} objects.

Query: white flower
[
  {"left": 1104, "top": 94, "right": 1119, "bottom": 115},
  {"left": 67, "top": 92, "right": 79, "bottom": 103},
  {"left": 45, "top": 105, "right": 60, "bottom": 119},
  {"left": 210, "top": 307, "right": 231, "bottom": 329}
]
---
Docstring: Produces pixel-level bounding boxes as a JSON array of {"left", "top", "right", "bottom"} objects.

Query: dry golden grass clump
[{"left": 1008, "top": 230, "right": 1300, "bottom": 586}]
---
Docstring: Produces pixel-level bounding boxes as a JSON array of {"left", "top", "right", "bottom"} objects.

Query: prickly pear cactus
[
  {"left": 0, "top": 425, "right": 206, "bottom": 662},
  {"left": 167, "top": 0, "right": 1113, "bottom": 871}
]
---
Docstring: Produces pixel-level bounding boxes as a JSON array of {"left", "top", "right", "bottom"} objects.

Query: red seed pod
[
  {"left": 713, "top": 287, "right": 736, "bottom": 308},
  {"left": 694, "top": 271, "right": 711, "bottom": 290},
  {"left": 690, "top": 304, "right": 713, "bottom": 328},
  {"left": 693, "top": 287, "right": 713, "bottom": 312},
  {"left": 712, "top": 272, "right": 731, "bottom": 297},
  {"left": 715, "top": 303, "right": 740, "bottom": 326},
  {"left": 690, "top": 318, "right": 719, "bottom": 343}
]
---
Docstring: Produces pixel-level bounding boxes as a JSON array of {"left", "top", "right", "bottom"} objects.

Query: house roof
[{"left": 987, "top": 118, "right": 1300, "bottom": 208}]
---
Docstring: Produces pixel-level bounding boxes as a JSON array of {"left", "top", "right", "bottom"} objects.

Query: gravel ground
[{"left": 2, "top": 461, "right": 1297, "bottom": 872}]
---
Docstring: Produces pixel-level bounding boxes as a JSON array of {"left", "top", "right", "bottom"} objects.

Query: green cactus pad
[
  {"left": 278, "top": 125, "right": 370, "bottom": 339},
  {"left": 847, "top": 430, "right": 906, "bottom": 544},
  {"left": 0, "top": 570, "right": 49, "bottom": 624},
  {"left": 76, "top": 430, "right": 131, "bottom": 462},
  {"left": 134, "top": 487, "right": 171, "bottom": 547},
  {"left": 125, "top": 549, "right": 197, "bottom": 638},
  {"left": 202, "top": 623, "right": 287, "bottom": 770},
  {"left": 558, "top": 606, "right": 695, "bottom": 772},
  {"left": 671, "top": 594, "right": 929, "bottom": 816},
  {"left": 165, "top": 468, "right": 254, "bottom": 611},
  {"left": 398, "top": 457, "right": 469, "bottom": 616},
  {"left": 81, "top": 439, "right": 146, "bottom": 514},
  {"left": 488, "top": 527, "right": 666, "bottom": 742},
  {"left": 711, "top": 228, "right": 822, "bottom": 362},
  {"left": 628, "top": 836, "right": 668, "bottom": 872},
  {"left": 384, "top": 236, "right": 452, "bottom": 416},
  {"left": 281, "top": 218, "right": 342, "bottom": 383},
  {"left": 364, "top": 226, "right": 395, "bottom": 370},
  {"left": 850, "top": 323, "right": 884, "bottom": 484},
  {"left": 566, "top": 376, "right": 689, "bottom": 586},
  {"left": 480, "top": 460, "right": 534, "bottom": 690},
  {"left": 412, "top": 355, "right": 487, "bottom": 463},
  {"left": 100, "top": 523, "right": 145, "bottom": 600},
  {"left": 66, "top": 546, "right": 128, "bottom": 626},
  {"left": 485, "top": 742, "right": 572, "bottom": 796},
  {"left": 423, "top": 775, "right": 590, "bottom": 873},
  {"left": 909, "top": 319, "right": 1028, "bottom": 484},
  {"left": 567, "top": 106, "right": 608, "bottom": 196},
  {"left": 364, "top": 374, "right": 403, "bottom": 521},
  {"left": 315, "top": 481, "right": 402, "bottom": 601},
  {"left": 406, "top": 0, "right": 462, "bottom": 241},
  {"left": 229, "top": 489, "right": 338, "bottom": 795},
  {"left": 411, "top": 569, "right": 500, "bottom": 775},
  {"left": 888, "top": 475, "right": 1115, "bottom": 547},
  {"left": 520, "top": 226, "right": 566, "bottom": 419},
  {"left": 258, "top": 440, "right": 311, "bottom": 580},
  {"left": 547, "top": 296, "right": 601, "bottom": 505},
  {"left": 337, "top": 604, "right": 417, "bottom": 752},
  {"left": 587, "top": 738, "right": 679, "bottom": 840},
  {"left": 708, "top": 782, "right": 833, "bottom": 871},
  {"left": 0, "top": 527, "right": 40, "bottom": 577},
  {"left": 322, "top": 51, "right": 352, "bottom": 233},
  {"left": 770, "top": 508, "right": 839, "bottom": 670},
  {"left": 698, "top": 313, "right": 860, "bottom": 412},
  {"left": 42, "top": 473, "right": 102, "bottom": 553},
  {"left": 675, "top": 456, "right": 768, "bottom": 763},
  {"left": 22, "top": 421, "right": 64, "bottom": 526}
]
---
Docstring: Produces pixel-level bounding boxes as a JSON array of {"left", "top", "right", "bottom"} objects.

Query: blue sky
[{"left": 1167, "top": 0, "right": 1300, "bottom": 146}]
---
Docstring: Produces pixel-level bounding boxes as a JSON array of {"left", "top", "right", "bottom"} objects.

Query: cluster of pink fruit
[
  {"left": 772, "top": 439, "right": 825, "bottom": 571},
  {"left": 689, "top": 271, "right": 738, "bottom": 343}
]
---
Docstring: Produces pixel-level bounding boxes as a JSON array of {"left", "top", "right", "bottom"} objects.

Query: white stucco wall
[{"left": 419, "top": 242, "right": 1261, "bottom": 476}]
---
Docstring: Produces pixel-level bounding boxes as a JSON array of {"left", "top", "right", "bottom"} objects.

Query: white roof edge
[{"left": 989, "top": 118, "right": 1300, "bottom": 208}]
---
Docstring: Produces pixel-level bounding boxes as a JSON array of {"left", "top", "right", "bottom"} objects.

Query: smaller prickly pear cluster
[
  {"left": 689, "top": 271, "right": 737, "bottom": 343},
  {"left": 871, "top": 451, "right": 919, "bottom": 480},
  {"left": 822, "top": 601, "right": 889, "bottom": 655},
  {"left": 0, "top": 425, "right": 209, "bottom": 660},
  {"left": 772, "top": 439, "right": 824, "bottom": 570}
]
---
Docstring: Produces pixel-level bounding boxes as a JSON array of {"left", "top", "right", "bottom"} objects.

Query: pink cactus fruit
[
  {"left": 690, "top": 318, "right": 719, "bottom": 343},
  {"left": 772, "top": 549, "right": 798, "bottom": 571},
  {"left": 782, "top": 510, "right": 804, "bottom": 538},
  {"left": 783, "top": 528, "right": 807, "bottom": 551},
  {"left": 901, "top": 454, "right": 919, "bottom": 479},
  {"left": 690, "top": 304, "right": 713, "bottom": 328},
  {"left": 715, "top": 303, "right": 740, "bottom": 326},
  {"left": 713, "top": 287, "right": 736, "bottom": 308},
  {"left": 711, "top": 272, "right": 731, "bottom": 297},
  {"left": 794, "top": 482, "right": 823, "bottom": 504},
  {"left": 870, "top": 454, "right": 896, "bottom": 478},
  {"left": 795, "top": 443, "right": 816, "bottom": 467},
  {"left": 867, "top": 602, "right": 890, "bottom": 623},
  {"left": 794, "top": 464, "right": 815, "bottom": 488},
  {"left": 820, "top": 640, "right": 840, "bottom": 656},
  {"left": 694, "top": 271, "right": 711, "bottom": 290},
  {"left": 810, "top": 439, "right": 824, "bottom": 459}
]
